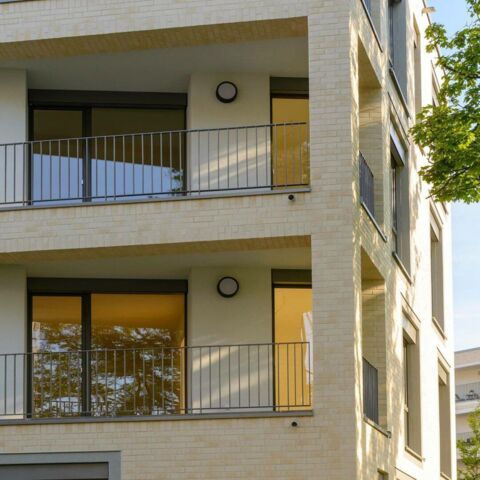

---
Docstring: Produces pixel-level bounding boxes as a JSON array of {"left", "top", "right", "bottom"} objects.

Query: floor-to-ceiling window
[
  {"left": 271, "top": 96, "right": 309, "bottom": 188},
  {"left": 30, "top": 91, "right": 186, "bottom": 204},
  {"left": 29, "top": 280, "right": 186, "bottom": 418},
  {"left": 273, "top": 271, "right": 312, "bottom": 411}
]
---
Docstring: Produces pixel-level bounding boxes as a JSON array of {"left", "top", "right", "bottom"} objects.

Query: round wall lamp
[
  {"left": 216, "top": 81, "right": 238, "bottom": 103},
  {"left": 217, "top": 276, "right": 240, "bottom": 298}
]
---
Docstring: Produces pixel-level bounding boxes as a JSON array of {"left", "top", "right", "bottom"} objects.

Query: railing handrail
[
  {"left": 0, "top": 341, "right": 310, "bottom": 357},
  {"left": 0, "top": 122, "right": 309, "bottom": 148}
]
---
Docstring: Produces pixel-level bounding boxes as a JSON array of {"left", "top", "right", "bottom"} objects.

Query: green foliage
[
  {"left": 458, "top": 406, "right": 480, "bottom": 479},
  {"left": 410, "top": 0, "right": 480, "bottom": 202}
]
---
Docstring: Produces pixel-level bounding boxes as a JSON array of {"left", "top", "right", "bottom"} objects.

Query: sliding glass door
[
  {"left": 30, "top": 101, "right": 186, "bottom": 204},
  {"left": 29, "top": 289, "right": 186, "bottom": 417}
]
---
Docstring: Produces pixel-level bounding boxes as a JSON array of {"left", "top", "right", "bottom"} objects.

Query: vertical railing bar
[
  {"left": 13, "top": 355, "right": 17, "bottom": 415},
  {"left": 255, "top": 127, "right": 258, "bottom": 187},
  {"left": 227, "top": 129, "right": 230, "bottom": 189},
  {"left": 294, "top": 342, "right": 297, "bottom": 406},
  {"left": 257, "top": 344, "right": 260, "bottom": 407},
  {"left": 228, "top": 346, "right": 231, "bottom": 409},
  {"left": 49, "top": 353, "right": 53, "bottom": 415},
  {"left": 284, "top": 124, "right": 287, "bottom": 187},
  {"left": 236, "top": 129, "right": 239, "bottom": 188},
  {"left": 199, "top": 347, "right": 202, "bottom": 413},
  {"left": 13, "top": 146, "right": 16, "bottom": 202},
  {"left": 113, "top": 137, "right": 116, "bottom": 200},
  {"left": 67, "top": 351, "right": 71, "bottom": 414},
  {"left": 308, "top": 342, "right": 312, "bottom": 406},
  {"left": 3, "top": 146, "right": 7, "bottom": 204},
  {"left": 113, "top": 350, "right": 117, "bottom": 416},
  {"left": 123, "top": 350, "right": 127, "bottom": 413},
  {"left": 178, "top": 131, "right": 183, "bottom": 193},
  {"left": 208, "top": 347, "right": 212, "bottom": 409},
  {"left": 4, "top": 356, "right": 7, "bottom": 415},
  {"left": 274, "top": 125, "right": 278, "bottom": 188},
  {"left": 40, "top": 142, "right": 44, "bottom": 201},
  {"left": 94, "top": 138, "right": 98, "bottom": 199},
  {"left": 49, "top": 140, "right": 52, "bottom": 201},
  {"left": 217, "top": 130, "right": 220, "bottom": 190},
  {"left": 245, "top": 128, "right": 249, "bottom": 188},
  {"left": 160, "top": 134, "right": 163, "bottom": 194},
  {"left": 141, "top": 134, "right": 145, "bottom": 196},
  {"left": 133, "top": 350, "right": 136, "bottom": 414},
  {"left": 267, "top": 344, "right": 271, "bottom": 407},
  {"left": 104, "top": 349, "right": 108, "bottom": 415},
  {"left": 238, "top": 346, "right": 241, "bottom": 408},
  {"left": 264, "top": 126, "right": 268, "bottom": 187},
  {"left": 247, "top": 345, "right": 250, "bottom": 407},
  {"left": 132, "top": 135, "right": 135, "bottom": 196},
  {"left": 170, "top": 347, "right": 174, "bottom": 414},
  {"left": 189, "top": 347, "right": 193, "bottom": 414},
  {"left": 197, "top": 132, "right": 200, "bottom": 193},
  {"left": 161, "top": 347, "right": 164, "bottom": 413},
  {"left": 286, "top": 344, "right": 290, "bottom": 411},
  {"left": 104, "top": 137, "right": 107, "bottom": 200},
  {"left": 207, "top": 131, "right": 210, "bottom": 191},
  {"left": 143, "top": 348, "right": 146, "bottom": 414},
  {"left": 123, "top": 135, "right": 126, "bottom": 197},
  {"left": 150, "top": 133, "right": 154, "bottom": 195},
  {"left": 151, "top": 349, "right": 155, "bottom": 415},
  {"left": 57, "top": 140, "right": 61, "bottom": 200},
  {"left": 299, "top": 125, "right": 303, "bottom": 185},
  {"left": 218, "top": 346, "right": 221, "bottom": 409},
  {"left": 169, "top": 131, "right": 173, "bottom": 194}
]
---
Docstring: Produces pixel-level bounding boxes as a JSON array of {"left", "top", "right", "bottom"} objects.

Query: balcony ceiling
[
  {"left": 1, "top": 37, "right": 308, "bottom": 93},
  {"left": 23, "top": 246, "right": 311, "bottom": 278}
]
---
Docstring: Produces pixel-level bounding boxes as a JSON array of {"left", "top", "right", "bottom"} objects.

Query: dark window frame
[
  {"left": 27, "top": 278, "right": 188, "bottom": 417},
  {"left": 28, "top": 90, "right": 187, "bottom": 204}
]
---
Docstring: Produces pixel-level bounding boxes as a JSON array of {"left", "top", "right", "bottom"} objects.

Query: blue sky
[{"left": 429, "top": 0, "right": 479, "bottom": 351}]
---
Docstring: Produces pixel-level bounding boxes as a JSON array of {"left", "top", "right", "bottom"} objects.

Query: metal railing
[
  {"left": 0, "top": 122, "right": 309, "bottom": 207},
  {"left": 363, "top": 357, "right": 379, "bottom": 424},
  {"left": 0, "top": 342, "right": 311, "bottom": 419},
  {"left": 457, "top": 431, "right": 473, "bottom": 443},
  {"left": 359, "top": 152, "right": 375, "bottom": 217},
  {"left": 456, "top": 382, "right": 480, "bottom": 403}
]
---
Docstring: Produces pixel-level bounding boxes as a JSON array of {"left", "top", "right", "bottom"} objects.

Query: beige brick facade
[{"left": 0, "top": 0, "right": 455, "bottom": 479}]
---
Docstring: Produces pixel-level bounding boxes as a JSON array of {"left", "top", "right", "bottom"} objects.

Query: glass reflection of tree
[
  {"left": 91, "top": 325, "right": 183, "bottom": 417},
  {"left": 32, "top": 321, "right": 82, "bottom": 418},
  {"left": 32, "top": 323, "right": 183, "bottom": 418}
]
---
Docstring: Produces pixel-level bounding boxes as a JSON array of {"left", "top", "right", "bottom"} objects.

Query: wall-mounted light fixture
[
  {"left": 216, "top": 81, "right": 238, "bottom": 103},
  {"left": 217, "top": 276, "right": 240, "bottom": 298}
]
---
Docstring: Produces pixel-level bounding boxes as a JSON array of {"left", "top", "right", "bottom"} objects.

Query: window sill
[
  {"left": 363, "top": 415, "right": 391, "bottom": 438},
  {"left": 361, "top": 201, "right": 387, "bottom": 242},
  {"left": 432, "top": 316, "right": 447, "bottom": 341},
  {"left": 405, "top": 445, "right": 424, "bottom": 463},
  {"left": 392, "top": 251, "right": 413, "bottom": 285},
  {"left": 0, "top": 410, "right": 314, "bottom": 426},
  {"left": 359, "top": 0, "right": 383, "bottom": 52}
]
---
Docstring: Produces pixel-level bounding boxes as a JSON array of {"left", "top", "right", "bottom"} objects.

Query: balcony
[
  {"left": 0, "top": 342, "right": 312, "bottom": 420},
  {"left": 456, "top": 382, "right": 480, "bottom": 403},
  {"left": 0, "top": 122, "right": 309, "bottom": 208}
]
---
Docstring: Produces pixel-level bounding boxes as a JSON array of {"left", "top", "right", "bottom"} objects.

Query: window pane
[
  {"left": 271, "top": 97, "right": 309, "bottom": 187},
  {"left": 31, "top": 296, "right": 83, "bottom": 417},
  {"left": 274, "top": 287, "right": 312, "bottom": 410},
  {"left": 90, "top": 293, "right": 185, "bottom": 416},
  {"left": 91, "top": 108, "right": 185, "bottom": 199},
  {"left": 32, "top": 110, "right": 84, "bottom": 203}
]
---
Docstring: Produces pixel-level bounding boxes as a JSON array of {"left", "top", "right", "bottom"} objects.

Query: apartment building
[
  {"left": 0, "top": 0, "right": 454, "bottom": 479},
  {"left": 455, "top": 347, "right": 480, "bottom": 463}
]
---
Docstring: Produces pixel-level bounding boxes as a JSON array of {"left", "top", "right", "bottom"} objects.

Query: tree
[
  {"left": 410, "top": 0, "right": 480, "bottom": 203},
  {"left": 458, "top": 406, "right": 480, "bottom": 479}
]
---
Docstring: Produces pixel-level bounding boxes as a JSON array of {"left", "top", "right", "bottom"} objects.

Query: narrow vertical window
[
  {"left": 402, "top": 314, "right": 421, "bottom": 454},
  {"left": 438, "top": 363, "right": 452, "bottom": 478},
  {"left": 413, "top": 22, "right": 422, "bottom": 115},
  {"left": 430, "top": 216, "right": 445, "bottom": 330}
]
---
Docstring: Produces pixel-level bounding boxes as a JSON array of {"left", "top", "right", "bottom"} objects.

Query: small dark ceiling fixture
[
  {"left": 217, "top": 276, "right": 240, "bottom": 298},
  {"left": 216, "top": 81, "right": 238, "bottom": 103}
]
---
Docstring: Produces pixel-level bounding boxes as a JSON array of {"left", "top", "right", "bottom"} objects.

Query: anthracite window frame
[{"left": 26, "top": 277, "right": 188, "bottom": 417}]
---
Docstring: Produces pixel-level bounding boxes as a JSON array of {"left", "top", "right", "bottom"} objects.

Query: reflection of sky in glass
[{"left": 31, "top": 155, "right": 182, "bottom": 203}]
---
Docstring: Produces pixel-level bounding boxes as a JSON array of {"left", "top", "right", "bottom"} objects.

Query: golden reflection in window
[
  {"left": 274, "top": 287, "right": 312, "bottom": 410},
  {"left": 90, "top": 294, "right": 185, "bottom": 415},
  {"left": 271, "top": 97, "right": 309, "bottom": 187}
]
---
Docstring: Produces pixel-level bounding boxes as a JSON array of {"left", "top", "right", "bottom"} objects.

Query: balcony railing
[
  {"left": 0, "top": 122, "right": 309, "bottom": 208},
  {"left": 363, "top": 357, "right": 379, "bottom": 424},
  {"left": 359, "top": 152, "right": 375, "bottom": 217},
  {"left": 456, "top": 382, "right": 480, "bottom": 403},
  {"left": 0, "top": 342, "right": 312, "bottom": 419}
]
